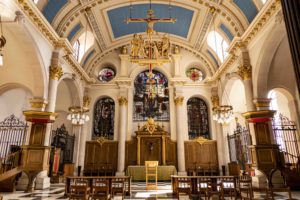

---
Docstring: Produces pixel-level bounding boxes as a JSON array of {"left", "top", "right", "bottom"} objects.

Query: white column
[
  {"left": 78, "top": 124, "right": 87, "bottom": 173},
  {"left": 171, "top": 54, "right": 182, "bottom": 77},
  {"left": 72, "top": 125, "right": 82, "bottom": 175},
  {"left": 243, "top": 79, "right": 255, "bottom": 111},
  {"left": 36, "top": 58, "right": 63, "bottom": 189},
  {"left": 174, "top": 96, "right": 186, "bottom": 175},
  {"left": 116, "top": 97, "right": 128, "bottom": 176}
]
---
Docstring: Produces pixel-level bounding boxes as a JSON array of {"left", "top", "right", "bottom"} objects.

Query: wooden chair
[
  {"left": 238, "top": 175, "right": 269, "bottom": 200},
  {"left": 221, "top": 177, "right": 237, "bottom": 199},
  {"left": 69, "top": 179, "right": 90, "bottom": 200},
  {"left": 91, "top": 178, "right": 110, "bottom": 200},
  {"left": 111, "top": 178, "right": 126, "bottom": 200},
  {"left": 176, "top": 177, "right": 192, "bottom": 199},
  {"left": 145, "top": 161, "right": 158, "bottom": 190},
  {"left": 206, "top": 179, "right": 224, "bottom": 200},
  {"left": 197, "top": 177, "right": 211, "bottom": 200}
]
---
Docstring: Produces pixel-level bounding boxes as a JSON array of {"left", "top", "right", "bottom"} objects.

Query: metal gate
[
  {"left": 0, "top": 114, "right": 27, "bottom": 158},
  {"left": 272, "top": 114, "right": 300, "bottom": 165},
  {"left": 227, "top": 121, "right": 252, "bottom": 169},
  {"left": 51, "top": 124, "right": 75, "bottom": 172}
]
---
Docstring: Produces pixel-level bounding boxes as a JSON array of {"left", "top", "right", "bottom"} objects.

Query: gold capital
[
  {"left": 211, "top": 95, "right": 219, "bottom": 108},
  {"left": 83, "top": 95, "right": 91, "bottom": 111},
  {"left": 237, "top": 65, "right": 252, "bottom": 80},
  {"left": 49, "top": 66, "right": 63, "bottom": 80},
  {"left": 118, "top": 96, "right": 128, "bottom": 106},
  {"left": 174, "top": 96, "right": 184, "bottom": 106}
]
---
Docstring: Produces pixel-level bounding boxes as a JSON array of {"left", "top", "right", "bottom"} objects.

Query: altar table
[{"left": 127, "top": 165, "right": 177, "bottom": 181}]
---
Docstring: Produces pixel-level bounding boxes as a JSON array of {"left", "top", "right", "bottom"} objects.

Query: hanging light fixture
[
  {"left": 67, "top": 106, "right": 90, "bottom": 125},
  {"left": 0, "top": 15, "right": 6, "bottom": 67},
  {"left": 67, "top": 93, "right": 91, "bottom": 125},
  {"left": 212, "top": 79, "right": 234, "bottom": 124}
]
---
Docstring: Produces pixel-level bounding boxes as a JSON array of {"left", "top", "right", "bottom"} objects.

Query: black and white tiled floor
[{"left": 1, "top": 182, "right": 300, "bottom": 200}]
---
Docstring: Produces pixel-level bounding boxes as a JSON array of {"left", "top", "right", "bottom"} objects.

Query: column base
[
  {"left": 177, "top": 171, "right": 187, "bottom": 176},
  {"left": 16, "top": 173, "right": 29, "bottom": 191},
  {"left": 35, "top": 171, "right": 50, "bottom": 190},
  {"left": 115, "top": 172, "right": 125, "bottom": 176},
  {"left": 252, "top": 170, "right": 268, "bottom": 188}
]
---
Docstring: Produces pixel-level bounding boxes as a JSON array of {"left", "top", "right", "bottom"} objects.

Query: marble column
[
  {"left": 72, "top": 125, "right": 82, "bottom": 175},
  {"left": 36, "top": 54, "right": 63, "bottom": 190},
  {"left": 116, "top": 96, "right": 128, "bottom": 176},
  {"left": 174, "top": 96, "right": 186, "bottom": 175},
  {"left": 237, "top": 65, "right": 255, "bottom": 111},
  {"left": 78, "top": 123, "right": 87, "bottom": 171}
]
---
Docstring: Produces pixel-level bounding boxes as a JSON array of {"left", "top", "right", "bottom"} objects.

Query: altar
[{"left": 127, "top": 165, "right": 177, "bottom": 181}]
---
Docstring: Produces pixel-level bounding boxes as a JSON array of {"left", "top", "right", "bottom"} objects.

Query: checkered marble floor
[{"left": 1, "top": 182, "right": 300, "bottom": 200}]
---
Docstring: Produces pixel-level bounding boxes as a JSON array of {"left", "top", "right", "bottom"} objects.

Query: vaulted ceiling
[{"left": 35, "top": 0, "right": 265, "bottom": 76}]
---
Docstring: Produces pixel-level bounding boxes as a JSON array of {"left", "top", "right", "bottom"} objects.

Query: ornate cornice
[
  {"left": 210, "top": 0, "right": 281, "bottom": 82},
  {"left": 118, "top": 96, "right": 128, "bottom": 106},
  {"left": 174, "top": 96, "right": 184, "bottom": 106},
  {"left": 49, "top": 66, "right": 63, "bottom": 80},
  {"left": 16, "top": 0, "right": 94, "bottom": 84}
]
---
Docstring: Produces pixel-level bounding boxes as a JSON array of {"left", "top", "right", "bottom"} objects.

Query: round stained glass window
[
  {"left": 98, "top": 68, "right": 116, "bottom": 83},
  {"left": 186, "top": 68, "right": 204, "bottom": 82}
]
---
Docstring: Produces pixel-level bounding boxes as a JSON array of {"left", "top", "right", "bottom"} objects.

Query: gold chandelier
[{"left": 67, "top": 95, "right": 91, "bottom": 125}]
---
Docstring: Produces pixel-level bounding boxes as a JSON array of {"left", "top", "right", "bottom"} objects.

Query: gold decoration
[
  {"left": 118, "top": 96, "right": 128, "bottom": 106},
  {"left": 174, "top": 96, "right": 184, "bottom": 106},
  {"left": 49, "top": 66, "right": 63, "bottom": 80},
  {"left": 96, "top": 136, "right": 108, "bottom": 147},
  {"left": 146, "top": 117, "right": 156, "bottom": 135},
  {"left": 237, "top": 65, "right": 252, "bottom": 80},
  {"left": 193, "top": 136, "right": 211, "bottom": 145},
  {"left": 83, "top": 95, "right": 91, "bottom": 111},
  {"left": 211, "top": 95, "right": 220, "bottom": 108},
  {"left": 23, "top": 110, "right": 58, "bottom": 123},
  {"left": 29, "top": 98, "right": 48, "bottom": 110}
]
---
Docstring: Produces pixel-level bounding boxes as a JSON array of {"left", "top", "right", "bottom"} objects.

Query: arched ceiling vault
[{"left": 38, "top": 0, "right": 263, "bottom": 76}]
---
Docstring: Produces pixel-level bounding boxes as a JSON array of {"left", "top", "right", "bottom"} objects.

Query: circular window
[
  {"left": 186, "top": 68, "right": 204, "bottom": 82},
  {"left": 98, "top": 68, "right": 116, "bottom": 83}
]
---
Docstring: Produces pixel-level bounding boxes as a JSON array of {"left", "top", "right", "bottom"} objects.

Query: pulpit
[{"left": 136, "top": 118, "right": 169, "bottom": 165}]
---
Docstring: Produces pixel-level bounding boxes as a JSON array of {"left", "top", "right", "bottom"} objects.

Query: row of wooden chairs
[
  {"left": 69, "top": 178, "right": 126, "bottom": 200},
  {"left": 176, "top": 176, "right": 237, "bottom": 199},
  {"left": 176, "top": 175, "right": 292, "bottom": 200}
]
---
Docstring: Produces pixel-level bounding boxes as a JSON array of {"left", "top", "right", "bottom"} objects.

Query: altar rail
[{"left": 64, "top": 176, "right": 131, "bottom": 197}]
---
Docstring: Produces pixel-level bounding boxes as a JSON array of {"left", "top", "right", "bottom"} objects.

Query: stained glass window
[
  {"left": 187, "top": 97, "right": 210, "bottom": 139},
  {"left": 186, "top": 68, "right": 204, "bottom": 82},
  {"left": 133, "top": 70, "right": 169, "bottom": 121},
  {"left": 98, "top": 68, "right": 116, "bottom": 83},
  {"left": 93, "top": 98, "right": 115, "bottom": 139}
]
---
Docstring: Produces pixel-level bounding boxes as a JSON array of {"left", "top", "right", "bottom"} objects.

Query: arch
[
  {"left": 75, "top": 31, "right": 95, "bottom": 62},
  {"left": 187, "top": 97, "right": 210, "bottom": 139},
  {"left": 93, "top": 97, "right": 115, "bottom": 140},
  {"left": 253, "top": 23, "right": 286, "bottom": 98},
  {"left": 129, "top": 65, "right": 172, "bottom": 83}
]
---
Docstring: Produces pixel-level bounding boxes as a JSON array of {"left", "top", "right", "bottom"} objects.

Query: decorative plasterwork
[
  {"left": 15, "top": 0, "right": 94, "bottom": 84},
  {"left": 174, "top": 96, "right": 184, "bottom": 106},
  {"left": 49, "top": 66, "right": 64, "bottom": 80},
  {"left": 193, "top": 136, "right": 212, "bottom": 145},
  {"left": 194, "top": 9, "right": 214, "bottom": 50},
  {"left": 118, "top": 96, "right": 128, "bottom": 106},
  {"left": 84, "top": 7, "right": 106, "bottom": 51},
  {"left": 208, "top": 0, "right": 281, "bottom": 82}
]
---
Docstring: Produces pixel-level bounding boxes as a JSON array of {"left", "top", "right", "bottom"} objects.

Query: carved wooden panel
[
  {"left": 165, "top": 138, "right": 177, "bottom": 167},
  {"left": 125, "top": 138, "right": 137, "bottom": 168},
  {"left": 254, "top": 123, "right": 271, "bottom": 145},
  {"left": 140, "top": 137, "right": 162, "bottom": 165},
  {"left": 84, "top": 141, "right": 118, "bottom": 173},
  {"left": 184, "top": 140, "right": 218, "bottom": 171}
]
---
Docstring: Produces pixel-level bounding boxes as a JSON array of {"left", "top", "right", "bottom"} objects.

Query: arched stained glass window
[
  {"left": 93, "top": 98, "right": 115, "bottom": 139},
  {"left": 133, "top": 70, "right": 169, "bottom": 121},
  {"left": 98, "top": 68, "right": 116, "bottom": 83},
  {"left": 187, "top": 97, "right": 210, "bottom": 139}
]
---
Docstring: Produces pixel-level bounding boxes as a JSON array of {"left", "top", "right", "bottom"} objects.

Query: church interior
[{"left": 0, "top": 0, "right": 300, "bottom": 199}]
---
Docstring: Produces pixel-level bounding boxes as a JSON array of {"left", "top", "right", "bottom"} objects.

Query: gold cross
[{"left": 125, "top": 9, "right": 176, "bottom": 37}]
